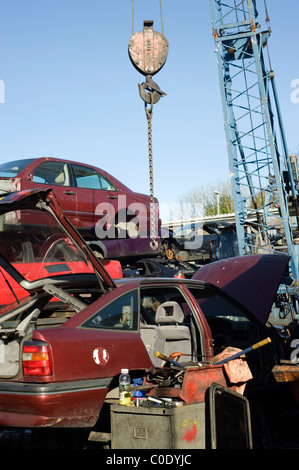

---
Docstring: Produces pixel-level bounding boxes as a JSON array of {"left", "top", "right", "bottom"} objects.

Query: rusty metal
[
  {"left": 129, "top": 21, "right": 167, "bottom": 105},
  {"left": 144, "top": 97, "right": 159, "bottom": 251},
  {"left": 272, "top": 363, "right": 299, "bottom": 403},
  {"left": 145, "top": 363, "right": 240, "bottom": 404},
  {"left": 128, "top": 20, "right": 169, "bottom": 77},
  {"left": 152, "top": 365, "right": 229, "bottom": 404},
  {"left": 138, "top": 75, "right": 166, "bottom": 105},
  {"left": 128, "top": 20, "right": 168, "bottom": 251}
]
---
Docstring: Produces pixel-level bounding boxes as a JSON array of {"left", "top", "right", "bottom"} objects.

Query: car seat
[{"left": 154, "top": 301, "right": 192, "bottom": 362}]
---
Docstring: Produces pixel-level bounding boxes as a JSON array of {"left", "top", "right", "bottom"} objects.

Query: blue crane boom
[{"left": 209, "top": 0, "right": 299, "bottom": 286}]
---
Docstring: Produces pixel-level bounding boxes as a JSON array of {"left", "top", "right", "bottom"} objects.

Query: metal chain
[
  {"left": 130, "top": 2, "right": 166, "bottom": 251},
  {"left": 145, "top": 96, "right": 158, "bottom": 250}
]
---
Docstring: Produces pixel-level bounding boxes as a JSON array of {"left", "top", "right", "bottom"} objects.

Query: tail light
[{"left": 22, "top": 341, "right": 52, "bottom": 376}]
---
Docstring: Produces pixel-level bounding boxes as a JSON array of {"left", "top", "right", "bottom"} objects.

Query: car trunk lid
[
  {"left": 0, "top": 188, "right": 116, "bottom": 379},
  {"left": 0, "top": 188, "right": 116, "bottom": 290}
]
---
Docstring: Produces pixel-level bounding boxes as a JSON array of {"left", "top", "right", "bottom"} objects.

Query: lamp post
[{"left": 214, "top": 190, "right": 220, "bottom": 216}]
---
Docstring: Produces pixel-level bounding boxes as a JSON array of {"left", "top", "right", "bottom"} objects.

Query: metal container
[
  {"left": 110, "top": 383, "right": 252, "bottom": 449},
  {"left": 110, "top": 402, "right": 206, "bottom": 449}
]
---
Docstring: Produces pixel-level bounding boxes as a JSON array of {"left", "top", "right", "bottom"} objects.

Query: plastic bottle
[{"left": 119, "top": 368, "right": 131, "bottom": 405}]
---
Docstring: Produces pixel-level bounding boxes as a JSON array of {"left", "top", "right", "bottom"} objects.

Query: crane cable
[{"left": 131, "top": 0, "right": 164, "bottom": 36}]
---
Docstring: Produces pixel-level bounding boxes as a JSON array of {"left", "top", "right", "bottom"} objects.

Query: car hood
[
  {"left": 0, "top": 188, "right": 116, "bottom": 291},
  {"left": 192, "top": 254, "right": 290, "bottom": 324}
]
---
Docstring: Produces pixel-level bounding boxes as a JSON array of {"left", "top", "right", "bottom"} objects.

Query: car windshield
[
  {"left": 0, "top": 159, "right": 35, "bottom": 178},
  {"left": 0, "top": 207, "right": 94, "bottom": 287}
]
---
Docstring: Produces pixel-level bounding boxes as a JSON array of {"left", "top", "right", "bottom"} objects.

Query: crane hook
[{"left": 138, "top": 75, "right": 166, "bottom": 105}]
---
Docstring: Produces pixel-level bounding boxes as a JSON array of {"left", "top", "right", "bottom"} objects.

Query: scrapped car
[
  {"left": 0, "top": 189, "right": 297, "bottom": 448},
  {"left": 0, "top": 158, "right": 161, "bottom": 258},
  {"left": 163, "top": 220, "right": 232, "bottom": 262},
  {"left": 122, "top": 257, "right": 197, "bottom": 279}
]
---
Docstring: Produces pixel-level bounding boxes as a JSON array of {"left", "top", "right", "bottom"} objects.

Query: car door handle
[
  {"left": 64, "top": 191, "right": 75, "bottom": 195},
  {"left": 108, "top": 195, "right": 118, "bottom": 199}
]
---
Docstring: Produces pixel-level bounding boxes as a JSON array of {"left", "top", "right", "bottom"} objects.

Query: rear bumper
[{"left": 0, "top": 377, "right": 111, "bottom": 428}]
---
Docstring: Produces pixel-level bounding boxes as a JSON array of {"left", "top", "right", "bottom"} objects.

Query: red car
[
  {"left": 0, "top": 158, "right": 161, "bottom": 258},
  {"left": 0, "top": 189, "right": 296, "bottom": 448}
]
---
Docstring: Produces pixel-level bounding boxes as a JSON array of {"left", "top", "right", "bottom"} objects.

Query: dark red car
[
  {"left": 0, "top": 158, "right": 161, "bottom": 258},
  {"left": 0, "top": 189, "right": 296, "bottom": 448}
]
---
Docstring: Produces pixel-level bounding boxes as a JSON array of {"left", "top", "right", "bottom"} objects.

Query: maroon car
[
  {"left": 0, "top": 189, "right": 296, "bottom": 448},
  {"left": 0, "top": 158, "right": 161, "bottom": 258}
]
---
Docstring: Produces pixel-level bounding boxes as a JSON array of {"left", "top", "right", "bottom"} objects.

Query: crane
[{"left": 209, "top": 0, "right": 299, "bottom": 323}]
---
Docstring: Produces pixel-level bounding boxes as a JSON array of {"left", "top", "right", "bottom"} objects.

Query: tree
[{"left": 175, "top": 178, "right": 234, "bottom": 219}]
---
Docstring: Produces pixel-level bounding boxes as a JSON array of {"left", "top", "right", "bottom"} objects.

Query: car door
[
  {"left": 56, "top": 287, "right": 153, "bottom": 383},
  {"left": 69, "top": 163, "right": 119, "bottom": 236},
  {"left": 29, "top": 160, "right": 77, "bottom": 221},
  {"left": 72, "top": 283, "right": 205, "bottom": 377},
  {"left": 139, "top": 283, "right": 207, "bottom": 365}
]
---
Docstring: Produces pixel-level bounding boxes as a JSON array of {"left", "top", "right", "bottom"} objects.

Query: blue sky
[{"left": 0, "top": 1, "right": 298, "bottom": 221}]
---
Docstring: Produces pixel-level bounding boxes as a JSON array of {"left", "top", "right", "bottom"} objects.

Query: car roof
[{"left": 13, "top": 157, "right": 132, "bottom": 193}]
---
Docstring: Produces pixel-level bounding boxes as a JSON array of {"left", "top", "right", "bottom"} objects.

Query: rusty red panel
[
  {"left": 272, "top": 364, "right": 299, "bottom": 404},
  {"left": 154, "top": 366, "right": 235, "bottom": 404}
]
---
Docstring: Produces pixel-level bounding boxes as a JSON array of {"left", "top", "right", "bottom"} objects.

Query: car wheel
[
  {"left": 165, "top": 248, "right": 175, "bottom": 259},
  {"left": 164, "top": 242, "right": 179, "bottom": 260}
]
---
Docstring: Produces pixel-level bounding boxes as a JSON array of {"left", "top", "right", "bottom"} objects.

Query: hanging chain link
[
  {"left": 129, "top": 3, "right": 168, "bottom": 251},
  {"left": 145, "top": 96, "right": 159, "bottom": 250}
]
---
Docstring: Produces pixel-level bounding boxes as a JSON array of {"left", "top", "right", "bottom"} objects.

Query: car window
[
  {"left": 83, "top": 290, "right": 138, "bottom": 330},
  {"left": 71, "top": 164, "right": 116, "bottom": 191},
  {"left": 145, "top": 262, "right": 161, "bottom": 275},
  {"left": 32, "top": 161, "right": 70, "bottom": 186},
  {"left": 140, "top": 286, "right": 190, "bottom": 324},
  {"left": 71, "top": 164, "right": 101, "bottom": 189},
  {"left": 189, "top": 287, "right": 248, "bottom": 321},
  {"left": 0, "top": 159, "right": 35, "bottom": 177},
  {"left": 99, "top": 174, "right": 117, "bottom": 191},
  {"left": 188, "top": 287, "right": 253, "bottom": 354}
]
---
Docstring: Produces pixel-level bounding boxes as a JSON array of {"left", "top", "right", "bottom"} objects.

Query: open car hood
[
  {"left": 192, "top": 254, "right": 290, "bottom": 324},
  {"left": 0, "top": 188, "right": 116, "bottom": 291}
]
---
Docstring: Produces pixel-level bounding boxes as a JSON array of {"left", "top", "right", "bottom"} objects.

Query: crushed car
[
  {"left": 0, "top": 189, "right": 297, "bottom": 448},
  {"left": 162, "top": 220, "right": 232, "bottom": 262}
]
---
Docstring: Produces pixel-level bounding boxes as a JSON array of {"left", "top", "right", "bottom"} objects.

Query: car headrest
[{"left": 155, "top": 301, "right": 184, "bottom": 324}]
